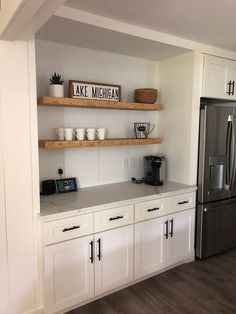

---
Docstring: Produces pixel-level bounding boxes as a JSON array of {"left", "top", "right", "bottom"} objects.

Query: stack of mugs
[{"left": 56, "top": 128, "right": 106, "bottom": 141}]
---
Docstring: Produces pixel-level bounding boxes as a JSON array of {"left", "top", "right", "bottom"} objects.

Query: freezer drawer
[{"left": 196, "top": 198, "right": 236, "bottom": 259}]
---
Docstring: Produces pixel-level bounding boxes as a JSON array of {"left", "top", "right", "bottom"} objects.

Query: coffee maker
[{"left": 144, "top": 155, "right": 166, "bottom": 186}]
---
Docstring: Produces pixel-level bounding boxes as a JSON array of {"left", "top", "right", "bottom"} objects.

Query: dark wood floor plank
[{"left": 67, "top": 248, "right": 236, "bottom": 314}]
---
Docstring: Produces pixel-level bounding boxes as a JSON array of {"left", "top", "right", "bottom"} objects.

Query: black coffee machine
[{"left": 144, "top": 155, "right": 166, "bottom": 186}]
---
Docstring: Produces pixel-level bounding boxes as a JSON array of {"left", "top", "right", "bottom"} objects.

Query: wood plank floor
[{"left": 67, "top": 248, "right": 236, "bottom": 314}]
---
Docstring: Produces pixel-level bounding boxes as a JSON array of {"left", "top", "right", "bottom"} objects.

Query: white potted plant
[{"left": 49, "top": 72, "right": 64, "bottom": 97}]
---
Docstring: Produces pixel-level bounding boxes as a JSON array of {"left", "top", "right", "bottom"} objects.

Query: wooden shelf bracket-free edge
[
  {"left": 37, "top": 96, "right": 162, "bottom": 111},
  {"left": 38, "top": 138, "right": 163, "bottom": 149}
]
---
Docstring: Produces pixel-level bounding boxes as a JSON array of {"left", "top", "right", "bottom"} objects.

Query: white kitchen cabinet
[
  {"left": 43, "top": 224, "right": 134, "bottom": 313},
  {"left": 135, "top": 197, "right": 168, "bottom": 222},
  {"left": 44, "top": 235, "right": 94, "bottom": 314},
  {"left": 95, "top": 225, "right": 134, "bottom": 295},
  {"left": 167, "top": 208, "right": 195, "bottom": 266},
  {"left": 42, "top": 190, "right": 196, "bottom": 313},
  {"left": 228, "top": 62, "right": 236, "bottom": 95},
  {"left": 134, "top": 217, "right": 167, "bottom": 279},
  {"left": 202, "top": 54, "right": 236, "bottom": 99},
  {"left": 43, "top": 212, "right": 94, "bottom": 245},
  {"left": 134, "top": 208, "right": 195, "bottom": 280},
  {"left": 94, "top": 204, "right": 134, "bottom": 232}
]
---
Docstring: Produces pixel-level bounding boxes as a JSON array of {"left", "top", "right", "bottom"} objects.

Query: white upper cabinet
[
  {"left": 202, "top": 54, "right": 236, "bottom": 100},
  {"left": 228, "top": 62, "right": 236, "bottom": 96}
]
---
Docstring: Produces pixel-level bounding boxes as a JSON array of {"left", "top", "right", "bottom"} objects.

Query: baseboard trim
[{"left": 25, "top": 307, "right": 44, "bottom": 314}]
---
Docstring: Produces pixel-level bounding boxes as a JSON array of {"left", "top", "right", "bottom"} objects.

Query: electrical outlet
[
  {"left": 122, "top": 158, "right": 128, "bottom": 169},
  {"left": 55, "top": 162, "right": 64, "bottom": 176},
  {"left": 128, "top": 157, "right": 135, "bottom": 168}
]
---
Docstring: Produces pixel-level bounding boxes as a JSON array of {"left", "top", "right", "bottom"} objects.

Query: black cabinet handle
[
  {"left": 178, "top": 200, "right": 189, "bottom": 205},
  {"left": 227, "top": 80, "right": 232, "bottom": 95},
  {"left": 62, "top": 225, "right": 80, "bottom": 232},
  {"left": 109, "top": 215, "right": 123, "bottom": 221},
  {"left": 169, "top": 219, "right": 174, "bottom": 237},
  {"left": 147, "top": 207, "right": 159, "bottom": 212},
  {"left": 90, "top": 241, "right": 94, "bottom": 263},
  {"left": 97, "top": 238, "right": 101, "bottom": 261},
  {"left": 232, "top": 81, "right": 235, "bottom": 95},
  {"left": 164, "top": 220, "right": 168, "bottom": 239}
]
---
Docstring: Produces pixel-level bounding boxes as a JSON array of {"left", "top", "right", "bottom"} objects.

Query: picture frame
[
  {"left": 69, "top": 80, "right": 121, "bottom": 102},
  {"left": 56, "top": 177, "right": 78, "bottom": 194}
]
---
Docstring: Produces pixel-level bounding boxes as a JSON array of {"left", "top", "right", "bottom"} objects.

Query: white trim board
[{"left": 55, "top": 6, "right": 236, "bottom": 60}]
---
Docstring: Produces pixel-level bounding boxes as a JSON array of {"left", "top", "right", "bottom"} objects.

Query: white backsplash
[{"left": 36, "top": 39, "right": 162, "bottom": 187}]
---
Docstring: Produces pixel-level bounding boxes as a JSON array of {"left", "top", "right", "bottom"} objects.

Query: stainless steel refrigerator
[{"left": 196, "top": 98, "right": 236, "bottom": 259}]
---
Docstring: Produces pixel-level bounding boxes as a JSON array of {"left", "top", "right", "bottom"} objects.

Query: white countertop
[{"left": 40, "top": 181, "right": 196, "bottom": 221}]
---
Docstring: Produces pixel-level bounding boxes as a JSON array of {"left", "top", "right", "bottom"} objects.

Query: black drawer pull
[
  {"left": 109, "top": 215, "right": 124, "bottom": 221},
  {"left": 90, "top": 241, "right": 94, "bottom": 263},
  {"left": 97, "top": 238, "right": 101, "bottom": 261},
  {"left": 178, "top": 200, "right": 189, "bottom": 205},
  {"left": 232, "top": 81, "right": 235, "bottom": 96},
  {"left": 147, "top": 207, "right": 160, "bottom": 212},
  {"left": 227, "top": 80, "right": 232, "bottom": 95},
  {"left": 164, "top": 220, "right": 169, "bottom": 239},
  {"left": 169, "top": 219, "right": 174, "bottom": 237},
  {"left": 62, "top": 225, "right": 80, "bottom": 232}
]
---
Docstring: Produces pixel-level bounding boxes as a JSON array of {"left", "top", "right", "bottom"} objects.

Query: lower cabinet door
[
  {"left": 44, "top": 235, "right": 94, "bottom": 314},
  {"left": 134, "top": 217, "right": 167, "bottom": 279},
  {"left": 95, "top": 225, "right": 134, "bottom": 295},
  {"left": 167, "top": 208, "right": 195, "bottom": 265}
]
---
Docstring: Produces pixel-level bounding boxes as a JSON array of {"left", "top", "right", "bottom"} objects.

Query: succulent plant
[{"left": 49, "top": 72, "right": 64, "bottom": 85}]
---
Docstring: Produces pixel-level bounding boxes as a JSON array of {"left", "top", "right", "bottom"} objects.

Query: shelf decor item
[
  {"left": 49, "top": 72, "right": 64, "bottom": 97},
  {"left": 134, "top": 122, "right": 155, "bottom": 139},
  {"left": 56, "top": 178, "right": 77, "bottom": 194},
  {"left": 69, "top": 80, "right": 121, "bottom": 102},
  {"left": 134, "top": 88, "right": 158, "bottom": 104}
]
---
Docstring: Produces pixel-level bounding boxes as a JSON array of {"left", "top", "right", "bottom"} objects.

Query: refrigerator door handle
[
  {"left": 225, "top": 116, "right": 232, "bottom": 189},
  {"left": 230, "top": 116, "right": 236, "bottom": 189}
]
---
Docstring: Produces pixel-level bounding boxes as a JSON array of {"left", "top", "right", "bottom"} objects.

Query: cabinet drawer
[
  {"left": 168, "top": 192, "right": 196, "bottom": 214},
  {"left": 94, "top": 205, "right": 134, "bottom": 232},
  {"left": 43, "top": 213, "right": 93, "bottom": 245},
  {"left": 135, "top": 198, "right": 168, "bottom": 222}
]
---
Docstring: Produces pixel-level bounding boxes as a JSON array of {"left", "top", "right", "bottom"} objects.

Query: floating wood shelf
[
  {"left": 37, "top": 96, "right": 162, "bottom": 111},
  {"left": 39, "top": 138, "right": 163, "bottom": 149}
]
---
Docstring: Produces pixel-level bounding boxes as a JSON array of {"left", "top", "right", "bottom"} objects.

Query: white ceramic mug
[
  {"left": 64, "top": 128, "right": 74, "bottom": 141},
  {"left": 56, "top": 128, "right": 65, "bottom": 140},
  {"left": 96, "top": 128, "right": 106, "bottom": 140},
  {"left": 86, "top": 128, "right": 96, "bottom": 140},
  {"left": 74, "top": 128, "right": 85, "bottom": 140}
]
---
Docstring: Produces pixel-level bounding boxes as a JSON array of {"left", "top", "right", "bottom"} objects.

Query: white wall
[
  {"left": 0, "top": 40, "right": 38, "bottom": 314},
  {"left": 36, "top": 39, "right": 163, "bottom": 187},
  {"left": 0, "top": 76, "right": 9, "bottom": 314},
  {"left": 158, "top": 51, "right": 195, "bottom": 184}
]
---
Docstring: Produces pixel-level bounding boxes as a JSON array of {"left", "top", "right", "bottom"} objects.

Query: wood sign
[{"left": 69, "top": 80, "right": 121, "bottom": 102}]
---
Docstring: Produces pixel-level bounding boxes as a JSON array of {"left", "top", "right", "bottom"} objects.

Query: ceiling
[
  {"left": 65, "top": 0, "right": 236, "bottom": 52},
  {"left": 36, "top": 16, "right": 189, "bottom": 61},
  {"left": 36, "top": 0, "right": 236, "bottom": 61}
]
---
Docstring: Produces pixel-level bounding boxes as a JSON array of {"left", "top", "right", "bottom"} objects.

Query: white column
[
  {"left": 0, "top": 39, "right": 39, "bottom": 314},
  {"left": 0, "top": 73, "right": 10, "bottom": 314}
]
